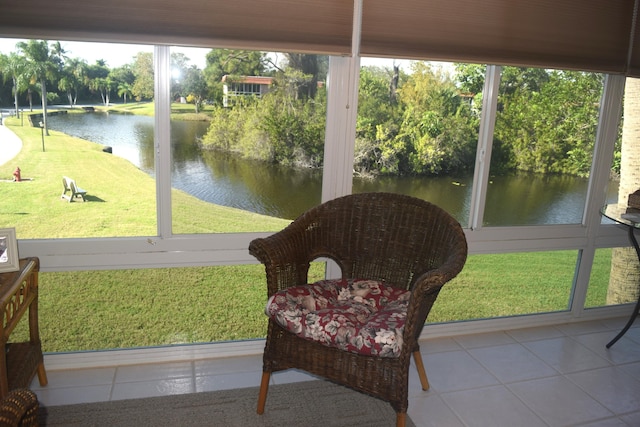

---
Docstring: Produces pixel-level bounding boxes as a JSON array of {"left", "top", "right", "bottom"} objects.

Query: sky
[
  {"left": 0, "top": 38, "right": 209, "bottom": 69},
  {"left": 0, "top": 38, "right": 452, "bottom": 75}
]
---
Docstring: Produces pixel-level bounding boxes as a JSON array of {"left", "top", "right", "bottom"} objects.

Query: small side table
[
  {"left": 0, "top": 257, "right": 48, "bottom": 398},
  {"left": 600, "top": 204, "right": 640, "bottom": 348}
]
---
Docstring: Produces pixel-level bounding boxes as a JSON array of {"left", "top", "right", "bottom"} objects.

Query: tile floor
[{"left": 31, "top": 317, "right": 640, "bottom": 426}]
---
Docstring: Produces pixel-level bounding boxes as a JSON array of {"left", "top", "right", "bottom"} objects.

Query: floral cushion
[{"left": 265, "top": 278, "right": 410, "bottom": 357}]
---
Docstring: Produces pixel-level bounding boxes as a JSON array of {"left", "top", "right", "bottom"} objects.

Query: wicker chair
[
  {"left": 0, "top": 389, "right": 39, "bottom": 427},
  {"left": 249, "top": 192, "right": 467, "bottom": 427}
]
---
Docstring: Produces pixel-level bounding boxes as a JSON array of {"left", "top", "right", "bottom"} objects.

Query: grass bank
[
  {"left": 0, "top": 114, "right": 287, "bottom": 236},
  {"left": 0, "top": 112, "right": 613, "bottom": 352},
  {"left": 98, "top": 101, "right": 214, "bottom": 121}
]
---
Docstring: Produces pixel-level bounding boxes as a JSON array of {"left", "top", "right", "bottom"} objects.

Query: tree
[
  {"left": 117, "top": 82, "right": 133, "bottom": 104},
  {"left": 201, "top": 67, "right": 327, "bottom": 167},
  {"left": 182, "top": 66, "right": 206, "bottom": 113},
  {"left": 110, "top": 65, "right": 135, "bottom": 104},
  {"left": 85, "top": 61, "right": 110, "bottom": 105},
  {"left": 390, "top": 62, "right": 477, "bottom": 175},
  {"left": 258, "top": 69, "right": 326, "bottom": 166},
  {"left": 17, "top": 40, "right": 61, "bottom": 135},
  {"left": 283, "top": 54, "right": 327, "bottom": 99},
  {"left": 493, "top": 70, "right": 602, "bottom": 177},
  {"left": 354, "top": 66, "right": 405, "bottom": 176},
  {"left": 23, "top": 80, "right": 38, "bottom": 112},
  {"left": 455, "top": 63, "right": 486, "bottom": 94},
  {"left": 203, "top": 49, "right": 268, "bottom": 105},
  {"left": 456, "top": 65, "right": 604, "bottom": 177},
  {"left": 58, "top": 57, "right": 86, "bottom": 108},
  {"left": 96, "top": 77, "right": 115, "bottom": 105},
  {"left": 0, "top": 52, "right": 26, "bottom": 117},
  {"left": 131, "top": 52, "right": 154, "bottom": 101},
  {"left": 357, "top": 66, "right": 403, "bottom": 141},
  {"left": 608, "top": 77, "right": 640, "bottom": 306}
]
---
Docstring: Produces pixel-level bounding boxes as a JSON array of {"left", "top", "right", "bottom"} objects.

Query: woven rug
[{"left": 38, "top": 379, "right": 416, "bottom": 426}]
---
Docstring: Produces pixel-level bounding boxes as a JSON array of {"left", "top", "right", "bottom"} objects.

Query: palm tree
[
  {"left": 23, "top": 81, "right": 38, "bottom": 112},
  {"left": 16, "top": 40, "right": 61, "bottom": 136},
  {"left": 117, "top": 82, "right": 133, "bottom": 104},
  {"left": 59, "top": 57, "right": 87, "bottom": 108},
  {"left": 607, "top": 77, "right": 640, "bottom": 305},
  {"left": 91, "top": 76, "right": 114, "bottom": 106},
  {"left": 0, "top": 52, "right": 27, "bottom": 118},
  {"left": 58, "top": 74, "right": 76, "bottom": 108},
  {"left": 86, "top": 61, "right": 110, "bottom": 105}
]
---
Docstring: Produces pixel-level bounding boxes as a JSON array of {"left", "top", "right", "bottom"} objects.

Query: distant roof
[{"left": 221, "top": 75, "right": 274, "bottom": 85}]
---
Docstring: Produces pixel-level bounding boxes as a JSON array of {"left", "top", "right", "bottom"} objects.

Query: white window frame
[{"left": 16, "top": 46, "right": 633, "bottom": 337}]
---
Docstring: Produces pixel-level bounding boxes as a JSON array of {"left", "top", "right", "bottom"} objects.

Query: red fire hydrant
[{"left": 12, "top": 167, "right": 21, "bottom": 182}]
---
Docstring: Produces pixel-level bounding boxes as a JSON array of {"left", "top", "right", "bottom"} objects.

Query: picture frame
[{"left": 0, "top": 228, "right": 20, "bottom": 273}]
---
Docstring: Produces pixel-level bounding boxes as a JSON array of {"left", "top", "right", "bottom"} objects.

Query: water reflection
[
  {"left": 354, "top": 175, "right": 472, "bottom": 224},
  {"left": 484, "top": 173, "right": 589, "bottom": 226}
]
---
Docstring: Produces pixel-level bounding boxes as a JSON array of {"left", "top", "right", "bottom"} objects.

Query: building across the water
[{"left": 221, "top": 75, "right": 274, "bottom": 107}]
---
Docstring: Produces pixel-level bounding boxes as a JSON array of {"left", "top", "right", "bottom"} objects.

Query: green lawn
[
  {"left": 17, "top": 248, "right": 609, "bottom": 353},
  {"left": 1, "top": 112, "right": 614, "bottom": 353}
]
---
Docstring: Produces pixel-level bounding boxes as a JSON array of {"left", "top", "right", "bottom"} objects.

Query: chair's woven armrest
[
  {"left": 249, "top": 226, "right": 317, "bottom": 295},
  {"left": 401, "top": 233, "right": 467, "bottom": 350}
]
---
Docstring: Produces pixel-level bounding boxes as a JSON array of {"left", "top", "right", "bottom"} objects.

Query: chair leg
[
  {"left": 413, "top": 350, "right": 430, "bottom": 390},
  {"left": 36, "top": 362, "right": 48, "bottom": 386},
  {"left": 396, "top": 412, "right": 406, "bottom": 427},
  {"left": 256, "top": 371, "right": 271, "bottom": 414}
]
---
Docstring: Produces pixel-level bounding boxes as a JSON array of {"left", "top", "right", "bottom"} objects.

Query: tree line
[
  {"left": 202, "top": 61, "right": 613, "bottom": 178},
  {"left": 0, "top": 40, "right": 616, "bottom": 178}
]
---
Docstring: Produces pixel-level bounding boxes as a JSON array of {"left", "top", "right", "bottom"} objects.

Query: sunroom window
[
  {"left": 0, "top": 39, "right": 159, "bottom": 239},
  {"left": 484, "top": 67, "right": 605, "bottom": 226},
  {"left": 354, "top": 59, "right": 477, "bottom": 226},
  {"left": 167, "top": 47, "right": 327, "bottom": 234},
  {"left": 0, "top": 32, "right": 635, "bottom": 352}
]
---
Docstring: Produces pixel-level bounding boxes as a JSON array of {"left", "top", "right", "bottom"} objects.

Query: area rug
[{"left": 38, "top": 379, "right": 416, "bottom": 426}]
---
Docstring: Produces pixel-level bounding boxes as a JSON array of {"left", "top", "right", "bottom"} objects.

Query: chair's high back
[
  {"left": 283, "top": 192, "right": 465, "bottom": 291},
  {"left": 62, "top": 177, "right": 70, "bottom": 193}
]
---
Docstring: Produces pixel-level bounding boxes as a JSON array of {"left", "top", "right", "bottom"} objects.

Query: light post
[{"left": 39, "top": 121, "right": 45, "bottom": 152}]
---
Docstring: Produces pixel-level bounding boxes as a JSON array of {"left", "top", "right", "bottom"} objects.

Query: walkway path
[{"left": 0, "top": 122, "right": 23, "bottom": 167}]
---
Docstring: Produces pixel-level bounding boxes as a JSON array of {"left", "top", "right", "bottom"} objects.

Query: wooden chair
[
  {"left": 61, "top": 176, "right": 87, "bottom": 202},
  {"left": 249, "top": 192, "right": 468, "bottom": 427},
  {"left": 0, "top": 389, "right": 39, "bottom": 427}
]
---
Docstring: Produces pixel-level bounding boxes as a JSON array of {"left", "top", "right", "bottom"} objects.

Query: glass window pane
[
  {"left": 34, "top": 263, "right": 326, "bottom": 352},
  {"left": 169, "top": 47, "right": 327, "bottom": 234},
  {"left": 430, "top": 251, "right": 578, "bottom": 322},
  {"left": 485, "top": 67, "right": 604, "bottom": 226},
  {"left": 0, "top": 38, "right": 157, "bottom": 238},
  {"left": 586, "top": 247, "right": 640, "bottom": 309},
  {"left": 354, "top": 59, "right": 479, "bottom": 225}
]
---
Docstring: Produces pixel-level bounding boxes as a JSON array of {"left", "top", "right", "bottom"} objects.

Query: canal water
[{"left": 47, "top": 112, "right": 616, "bottom": 224}]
